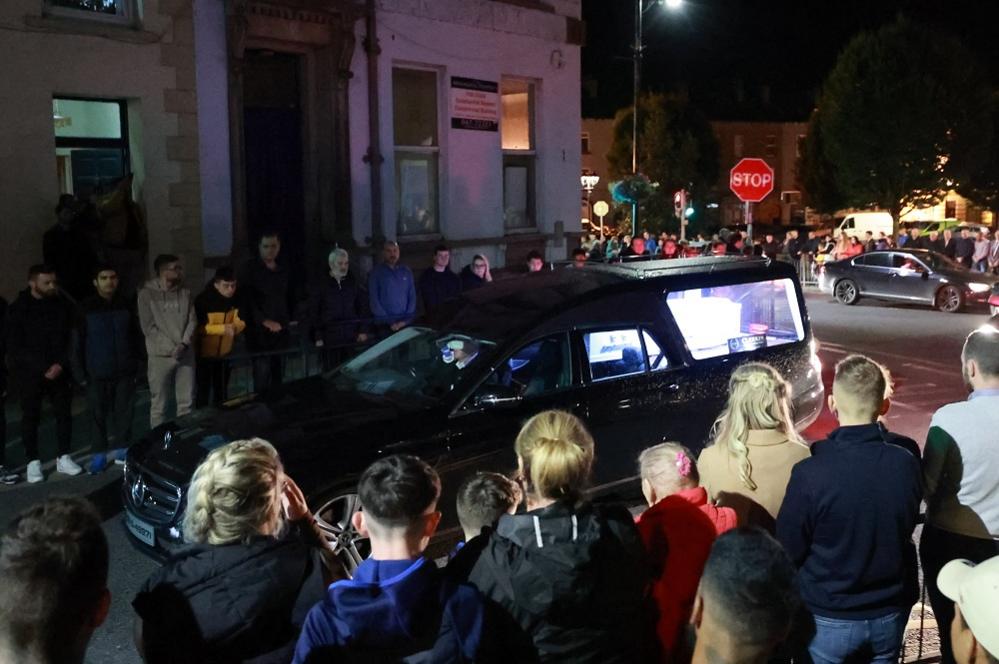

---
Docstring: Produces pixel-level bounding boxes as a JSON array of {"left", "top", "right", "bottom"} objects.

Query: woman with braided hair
[
  {"left": 697, "top": 362, "right": 811, "bottom": 532},
  {"left": 132, "top": 438, "right": 340, "bottom": 663},
  {"left": 452, "top": 410, "right": 653, "bottom": 663}
]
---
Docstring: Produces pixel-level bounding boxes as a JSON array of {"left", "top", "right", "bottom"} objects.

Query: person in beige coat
[{"left": 698, "top": 362, "right": 810, "bottom": 531}]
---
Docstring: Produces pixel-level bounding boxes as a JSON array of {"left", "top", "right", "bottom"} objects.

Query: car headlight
[{"left": 968, "top": 282, "right": 991, "bottom": 293}]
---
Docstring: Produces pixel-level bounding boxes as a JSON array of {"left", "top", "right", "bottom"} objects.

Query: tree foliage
[
  {"left": 807, "top": 16, "right": 991, "bottom": 231},
  {"left": 799, "top": 108, "right": 846, "bottom": 214},
  {"left": 607, "top": 93, "right": 719, "bottom": 235},
  {"left": 958, "top": 94, "right": 999, "bottom": 214}
]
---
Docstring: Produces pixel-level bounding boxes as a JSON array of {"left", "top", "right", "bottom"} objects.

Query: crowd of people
[
  {"left": 1, "top": 324, "right": 997, "bottom": 664},
  {"left": 0, "top": 206, "right": 509, "bottom": 486},
  {"left": 578, "top": 225, "right": 999, "bottom": 275}
]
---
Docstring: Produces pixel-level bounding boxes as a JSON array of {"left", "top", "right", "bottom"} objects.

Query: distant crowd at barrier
[{"left": 2, "top": 325, "right": 998, "bottom": 664}]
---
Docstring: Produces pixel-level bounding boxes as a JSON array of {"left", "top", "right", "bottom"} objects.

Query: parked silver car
[{"left": 818, "top": 249, "right": 998, "bottom": 313}]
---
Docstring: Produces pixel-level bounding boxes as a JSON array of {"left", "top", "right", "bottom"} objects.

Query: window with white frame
[
  {"left": 393, "top": 67, "right": 440, "bottom": 236},
  {"left": 44, "top": 0, "right": 138, "bottom": 25},
  {"left": 502, "top": 78, "right": 536, "bottom": 230},
  {"left": 53, "top": 97, "right": 130, "bottom": 196}
]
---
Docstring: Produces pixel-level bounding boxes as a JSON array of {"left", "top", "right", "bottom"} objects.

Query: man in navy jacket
[
  {"left": 73, "top": 264, "right": 141, "bottom": 473},
  {"left": 777, "top": 354, "right": 922, "bottom": 664}
]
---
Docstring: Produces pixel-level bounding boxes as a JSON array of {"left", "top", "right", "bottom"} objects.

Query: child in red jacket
[{"left": 636, "top": 442, "right": 737, "bottom": 663}]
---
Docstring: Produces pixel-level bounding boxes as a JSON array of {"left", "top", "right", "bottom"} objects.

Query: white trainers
[
  {"left": 26, "top": 460, "right": 44, "bottom": 484},
  {"left": 56, "top": 455, "right": 83, "bottom": 476}
]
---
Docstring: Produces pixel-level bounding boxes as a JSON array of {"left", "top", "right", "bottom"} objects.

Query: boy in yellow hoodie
[{"left": 194, "top": 267, "right": 245, "bottom": 407}]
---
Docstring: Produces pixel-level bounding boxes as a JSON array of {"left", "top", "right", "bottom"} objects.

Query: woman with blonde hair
[
  {"left": 697, "top": 362, "right": 810, "bottom": 531},
  {"left": 454, "top": 410, "right": 651, "bottom": 663},
  {"left": 132, "top": 438, "right": 339, "bottom": 663}
]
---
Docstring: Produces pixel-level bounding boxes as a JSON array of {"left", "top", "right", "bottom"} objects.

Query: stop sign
[{"left": 729, "top": 158, "right": 775, "bottom": 203}]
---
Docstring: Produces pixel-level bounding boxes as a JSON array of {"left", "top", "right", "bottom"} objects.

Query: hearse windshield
[
  {"left": 666, "top": 277, "right": 805, "bottom": 360},
  {"left": 330, "top": 327, "right": 496, "bottom": 404}
]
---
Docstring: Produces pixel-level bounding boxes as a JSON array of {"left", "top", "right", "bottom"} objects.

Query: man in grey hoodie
[{"left": 137, "top": 255, "right": 197, "bottom": 427}]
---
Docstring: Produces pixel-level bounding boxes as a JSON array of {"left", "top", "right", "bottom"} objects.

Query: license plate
[{"left": 125, "top": 511, "right": 155, "bottom": 547}]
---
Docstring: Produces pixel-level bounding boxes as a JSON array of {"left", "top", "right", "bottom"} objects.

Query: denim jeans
[{"left": 807, "top": 611, "right": 907, "bottom": 664}]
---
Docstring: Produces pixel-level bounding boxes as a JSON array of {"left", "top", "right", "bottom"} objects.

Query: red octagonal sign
[{"left": 730, "top": 158, "right": 775, "bottom": 203}]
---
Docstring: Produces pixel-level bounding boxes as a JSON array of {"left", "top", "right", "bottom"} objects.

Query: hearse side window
[
  {"left": 666, "top": 278, "right": 805, "bottom": 360},
  {"left": 481, "top": 334, "right": 572, "bottom": 398},
  {"left": 643, "top": 329, "right": 669, "bottom": 372},
  {"left": 584, "top": 329, "right": 647, "bottom": 381}
]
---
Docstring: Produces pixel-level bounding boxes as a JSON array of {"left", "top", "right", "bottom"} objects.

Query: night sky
[{"left": 582, "top": 0, "right": 999, "bottom": 121}]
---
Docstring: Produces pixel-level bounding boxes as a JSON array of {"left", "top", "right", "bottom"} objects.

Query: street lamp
[
  {"left": 632, "top": 0, "right": 682, "bottom": 233},
  {"left": 581, "top": 173, "right": 601, "bottom": 228}
]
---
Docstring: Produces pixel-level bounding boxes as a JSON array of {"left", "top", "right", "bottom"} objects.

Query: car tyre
[
  {"left": 936, "top": 285, "right": 964, "bottom": 313},
  {"left": 834, "top": 279, "right": 860, "bottom": 305},
  {"left": 313, "top": 492, "right": 370, "bottom": 578}
]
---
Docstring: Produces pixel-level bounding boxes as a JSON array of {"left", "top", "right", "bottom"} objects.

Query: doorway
[{"left": 242, "top": 50, "right": 307, "bottom": 286}]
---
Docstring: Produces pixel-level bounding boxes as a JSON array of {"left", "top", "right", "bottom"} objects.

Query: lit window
[
  {"left": 53, "top": 97, "right": 130, "bottom": 196},
  {"left": 393, "top": 68, "right": 440, "bottom": 236},
  {"left": 501, "top": 78, "right": 536, "bottom": 230},
  {"left": 44, "top": 0, "right": 138, "bottom": 25},
  {"left": 666, "top": 278, "right": 805, "bottom": 360}
]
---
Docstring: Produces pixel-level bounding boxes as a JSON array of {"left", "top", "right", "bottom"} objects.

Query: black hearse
[{"left": 123, "top": 256, "right": 823, "bottom": 568}]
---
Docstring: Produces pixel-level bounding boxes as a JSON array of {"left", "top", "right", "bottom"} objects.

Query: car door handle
[
  {"left": 666, "top": 383, "right": 681, "bottom": 392},
  {"left": 616, "top": 398, "right": 632, "bottom": 409}
]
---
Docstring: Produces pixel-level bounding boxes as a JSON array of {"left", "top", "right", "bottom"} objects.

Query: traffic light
[{"left": 673, "top": 190, "right": 684, "bottom": 219}]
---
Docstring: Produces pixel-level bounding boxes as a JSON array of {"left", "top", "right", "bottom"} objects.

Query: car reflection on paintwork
[{"left": 818, "top": 249, "right": 999, "bottom": 313}]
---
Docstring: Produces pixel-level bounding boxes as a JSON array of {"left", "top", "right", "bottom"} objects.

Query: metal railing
[{"left": 198, "top": 316, "right": 392, "bottom": 404}]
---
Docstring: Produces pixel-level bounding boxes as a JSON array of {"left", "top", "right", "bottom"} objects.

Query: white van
[{"left": 835, "top": 211, "right": 893, "bottom": 239}]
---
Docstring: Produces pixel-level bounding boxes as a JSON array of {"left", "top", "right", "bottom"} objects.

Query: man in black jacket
[
  {"left": 239, "top": 232, "right": 296, "bottom": 395},
  {"left": 42, "top": 195, "right": 98, "bottom": 303},
  {"left": 7, "top": 265, "right": 81, "bottom": 483},
  {"left": 311, "top": 248, "right": 368, "bottom": 370},
  {"left": 0, "top": 296, "right": 14, "bottom": 485},
  {"left": 73, "top": 264, "right": 141, "bottom": 473},
  {"left": 417, "top": 244, "right": 461, "bottom": 315},
  {"left": 777, "top": 354, "right": 921, "bottom": 663}
]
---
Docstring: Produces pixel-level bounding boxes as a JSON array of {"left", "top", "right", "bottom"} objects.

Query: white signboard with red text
[{"left": 450, "top": 77, "right": 499, "bottom": 132}]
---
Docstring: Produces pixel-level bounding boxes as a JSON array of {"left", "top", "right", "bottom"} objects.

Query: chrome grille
[{"left": 125, "top": 463, "right": 183, "bottom": 525}]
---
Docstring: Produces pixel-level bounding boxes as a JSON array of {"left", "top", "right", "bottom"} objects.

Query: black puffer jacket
[
  {"left": 133, "top": 523, "right": 328, "bottom": 664},
  {"left": 310, "top": 272, "right": 367, "bottom": 348},
  {"left": 460, "top": 501, "right": 653, "bottom": 663},
  {"left": 6, "top": 289, "right": 73, "bottom": 382}
]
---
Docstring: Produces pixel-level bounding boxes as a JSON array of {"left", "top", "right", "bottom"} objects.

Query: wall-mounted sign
[{"left": 450, "top": 77, "right": 499, "bottom": 131}]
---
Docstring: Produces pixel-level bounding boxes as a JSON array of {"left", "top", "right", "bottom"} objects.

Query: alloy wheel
[
  {"left": 834, "top": 279, "right": 859, "bottom": 305},
  {"left": 313, "top": 493, "right": 369, "bottom": 577},
  {"left": 936, "top": 286, "right": 963, "bottom": 313}
]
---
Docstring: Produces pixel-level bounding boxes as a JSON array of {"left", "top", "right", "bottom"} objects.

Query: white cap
[{"left": 937, "top": 556, "right": 999, "bottom": 657}]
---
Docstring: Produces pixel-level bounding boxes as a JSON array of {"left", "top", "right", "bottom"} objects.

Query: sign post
[
  {"left": 729, "top": 158, "right": 775, "bottom": 246},
  {"left": 593, "top": 200, "right": 609, "bottom": 238}
]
